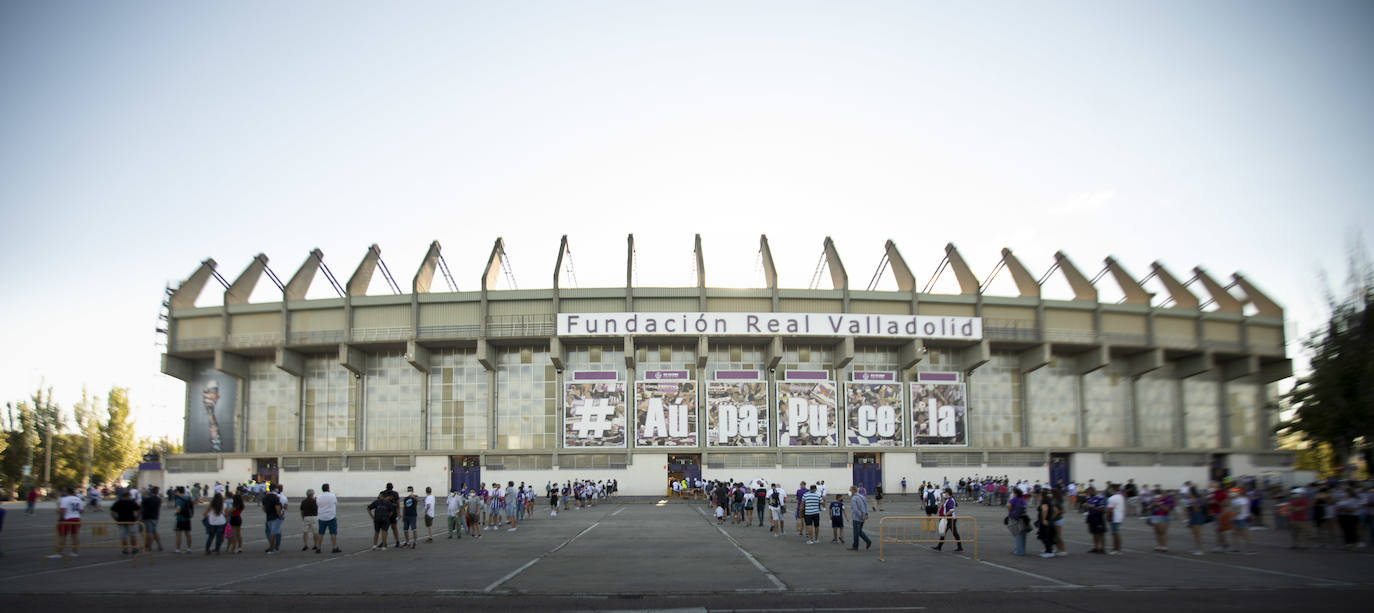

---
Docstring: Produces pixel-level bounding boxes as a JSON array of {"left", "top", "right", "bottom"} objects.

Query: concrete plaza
[{"left": 2, "top": 494, "right": 1371, "bottom": 611}]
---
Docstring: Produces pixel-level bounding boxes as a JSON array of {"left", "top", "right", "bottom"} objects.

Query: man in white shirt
[
  {"left": 314, "top": 483, "right": 340, "bottom": 554},
  {"left": 424, "top": 487, "right": 437, "bottom": 543},
  {"left": 818, "top": 481, "right": 827, "bottom": 498},
  {"left": 1106, "top": 483, "right": 1127, "bottom": 555},
  {"left": 51, "top": 488, "right": 85, "bottom": 558}
]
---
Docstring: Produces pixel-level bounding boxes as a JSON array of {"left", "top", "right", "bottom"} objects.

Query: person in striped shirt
[{"left": 802, "top": 485, "right": 824, "bottom": 544}]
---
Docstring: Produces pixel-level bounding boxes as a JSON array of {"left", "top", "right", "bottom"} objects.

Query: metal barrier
[
  {"left": 877, "top": 515, "right": 978, "bottom": 561},
  {"left": 45, "top": 521, "right": 154, "bottom": 567}
]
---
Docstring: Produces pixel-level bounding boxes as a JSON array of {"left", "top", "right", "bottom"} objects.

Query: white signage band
[{"left": 558, "top": 312, "right": 982, "bottom": 340}]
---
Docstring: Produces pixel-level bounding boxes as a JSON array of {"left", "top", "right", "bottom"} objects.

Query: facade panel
[
  {"left": 1136, "top": 372, "right": 1178, "bottom": 448},
  {"left": 428, "top": 349, "right": 488, "bottom": 451},
  {"left": 363, "top": 353, "right": 423, "bottom": 450},
  {"left": 1182, "top": 377, "right": 1221, "bottom": 448},
  {"left": 495, "top": 347, "right": 557, "bottom": 450},
  {"left": 1026, "top": 361, "right": 1079, "bottom": 447},
  {"left": 246, "top": 359, "right": 299, "bottom": 453},
  {"left": 302, "top": 356, "right": 357, "bottom": 451},
  {"left": 968, "top": 353, "right": 1022, "bottom": 448},
  {"left": 1082, "top": 366, "right": 1130, "bottom": 448}
]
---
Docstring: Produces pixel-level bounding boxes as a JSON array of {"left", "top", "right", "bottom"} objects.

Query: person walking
[
  {"left": 202, "top": 493, "right": 226, "bottom": 555},
  {"left": 25, "top": 487, "right": 38, "bottom": 516},
  {"left": 1183, "top": 488, "right": 1208, "bottom": 555},
  {"left": 846, "top": 486, "right": 872, "bottom": 551},
  {"left": 802, "top": 485, "right": 823, "bottom": 544},
  {"left": 1287, "top": 488, "right": 1311, "bottom": 549},
  {"left": 829, "top": 494, "right": 846, "bottom": 543},
  {"left": 932, "top": 487, "right": 963, "bottom": 552},
  {"left": 795, "top": 482, "right": 808, "bottom": 537},
  {"left": 874, "top": 482, "right": 884, "bottom": 512},
  {"left": 447, "top": 489, "right": 463, "bottom": 538}
]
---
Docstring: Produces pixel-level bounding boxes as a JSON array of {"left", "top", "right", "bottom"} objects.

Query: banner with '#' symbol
[{"left": 564, "top": 373, "right": 627, "bottom": 448}]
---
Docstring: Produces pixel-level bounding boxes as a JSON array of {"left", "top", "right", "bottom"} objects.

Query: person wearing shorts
[
  {"left": 141, "top": 486, "right": 163, "bottom": 553},
  {"left": 315, "top": 483, "right": 340, "bottom": 553},
  {"left": 829, "top": 495, "right": 846, "bottom": 542},
  {"left": 423, "top": 487, "right": 436, "bottom": 543},
  {"left": 174, "top": 487, "right": 195, "bottom": 553},
  {"left": 768, "top": 492, "right": 783, "bottom": 536},
  {"left": 299, "top": 489, "right": 319, "bottom": 552},
  {"left": 401, "top": 486, "right": 420, "bottom": 548},
  {"left": 366, "top": 491, "right": 392, "bottom": 550},
  {"left": 50, "top": 488, "right": 84, "bottom": 558}
]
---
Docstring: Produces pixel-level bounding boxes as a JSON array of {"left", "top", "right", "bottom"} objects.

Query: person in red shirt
[
  {"left": 26, "top": 487, "right": 39, "bottom": 515},
  {"left": 1286, "top": 490, "right": 1311, "bottom": 549}
]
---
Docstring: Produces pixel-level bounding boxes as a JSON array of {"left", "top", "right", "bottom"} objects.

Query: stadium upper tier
[{"left": 161, "top": 236, "right": 1289, "bottom": 383}]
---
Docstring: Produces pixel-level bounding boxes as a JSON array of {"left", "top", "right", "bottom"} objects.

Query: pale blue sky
[{"left": 1, "top": 1, "right": 1370, "bottom": 440}]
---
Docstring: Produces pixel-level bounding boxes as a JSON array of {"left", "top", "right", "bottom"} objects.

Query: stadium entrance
[
  {"left": 450, "top": 455, "right": 481, "bottom": 492},
  {"left": 1049, "top": 453, "right": 1071, "bottom": 487},
  {"left": 853, "top": 453, "right": 881, "bottom": 495},
  {"left": 254, "top": 458, "right": 278, "bottom": 484},
  {"left": 667, "top": 454, "right": 701, "bottom": 488}
]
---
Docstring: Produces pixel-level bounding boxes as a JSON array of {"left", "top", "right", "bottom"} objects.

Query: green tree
[
  {"left": 72, "top": 387, "right": 102, "bottom": 486},
  {"left": 1277, "top": 245, "right": 1374, "bottom": 475},
  {"left": 94, "top": 387, "right": 138, "bottom": 483}
]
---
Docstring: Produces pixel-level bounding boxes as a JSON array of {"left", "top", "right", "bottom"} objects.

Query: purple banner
[
  {"left": 572, "top": 371, "right": 619, "bottom": 381},
  {"left": 852, "top": 371, "right": 895, "bottom": 382},
  {"left": 714, "top": 370, "right": 760, "bottom": 380},
  {"left": 917, "top": 372, "right": 960, "bottom": 382},
  {"left": 643, "top": 370, "right": 690, "bottom": 381},
  {"left": 784, "top": 370, "right": 829, "bottom": 381}
]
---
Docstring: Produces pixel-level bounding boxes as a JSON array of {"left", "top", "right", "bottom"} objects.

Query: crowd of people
[
  {"left": 39, "top": 477, "right": 621, "bottom": 558},
  {"left": 29, "top": 472, "right": 1374, "bottom": 561}
]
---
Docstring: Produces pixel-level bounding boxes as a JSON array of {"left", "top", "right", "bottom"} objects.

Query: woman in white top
[{"left": 203, "top": 493, "right": 228, "bottom": 555}]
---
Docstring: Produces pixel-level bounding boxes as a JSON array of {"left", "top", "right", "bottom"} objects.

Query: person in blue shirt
[{"left": 828, "top": 495, "right": 845, "bottom": 543}]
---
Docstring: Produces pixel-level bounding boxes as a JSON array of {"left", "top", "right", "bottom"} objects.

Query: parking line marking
[
  {"left": 975, "top": 559, "right": 1082, "bottom": 588},
  {"left": 612, "top": 507, "right": 627, "bottom": 516},
  {"left": 694, "top": 507, "right": 787, "bottom": 591},
  {"left": 1059, "top": 536, "right": 1355, "bottom": 587},
  {"left": 484, "top": 520, "right": 601, "bottom": 593}
]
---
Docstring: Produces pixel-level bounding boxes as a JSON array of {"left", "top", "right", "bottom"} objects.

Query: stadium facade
[{"left": 156, "top": 236, "right": 1295, "bottom": 497}]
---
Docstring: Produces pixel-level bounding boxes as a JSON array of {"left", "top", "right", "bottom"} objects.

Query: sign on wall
[
  {"left": 558, "top": 312, "right": 982, "bottom": 340},
  {"left": 564, "top": 372, "right": 626, "bottom": 448},
  {"left": 186, "top": 362, "right": 236, "bottom": 453},
  {"left": 635, "top": 371, "right": 697, "bottom": 447},
  {"left": 911, "top": 378, "right": 968, "bottom": 446},
  {"left": 706, "top": 373, "right": 768, "bottom": 447},
  {"left": 776, "top": 372, "right": 838, "bottom": 447},
  {"left": 845, "top": 372, "right": 903, "bottom": 447}
]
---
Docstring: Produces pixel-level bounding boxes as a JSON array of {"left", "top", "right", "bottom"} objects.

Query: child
[
  {"left": 829, "top": 495, "right": 846, "bottom": 543},
  {"left": 366, "top": 491, "right": 392, "bottom": 550},
  {"left": 715, "top": 503, "right": 725, "bottom": 524}
]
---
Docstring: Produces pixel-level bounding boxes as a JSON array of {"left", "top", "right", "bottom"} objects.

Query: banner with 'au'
[{"left": 635, "top": 381, "right": 697, "bottom": 447}]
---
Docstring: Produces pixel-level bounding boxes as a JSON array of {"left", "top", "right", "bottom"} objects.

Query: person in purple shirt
[
  {"left": 795, "top": 482, "right": 808, "bottom": 537},
  {"left": 1007, "top": 487, "right": 1029, "bottom": 556},
  {"left": 1084, "top": 487, "right": 1107, "bottom": 554},
  {"left": 1147, "top": 486, "right": 1175, "bottom": 552}
]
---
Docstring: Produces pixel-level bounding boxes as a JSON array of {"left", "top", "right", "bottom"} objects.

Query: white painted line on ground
[
  {"left": 0, "top": 557, "right": 134, "bottom": 582},
  {"left": 199, "top": 546, "right": 373, "bottom": 590},
  {"left": 694, "top": 506, "right": 787, "bottom": 592},
  {"left": 484, "top": 520, "right": 601, "bottom": 593},
  {"left": 1057, "top": 536, "right": 1356, "bottom": 587},
  {"left": 612, "top": 506, "right": 627, "bottom": 516},
  {"left": 975, "top": 559, "right": 1082, "bottom": 588}
]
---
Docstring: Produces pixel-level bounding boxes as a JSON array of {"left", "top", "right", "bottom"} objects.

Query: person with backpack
[
  {"left": 173, "top": 486, "right": 195, "bottom": 554},
  {"left": 366, "top": 491, "right": 393, "bottom": 550},
  {"left": 1006, "top": 487, "right": 1029, "bottom": 556}
]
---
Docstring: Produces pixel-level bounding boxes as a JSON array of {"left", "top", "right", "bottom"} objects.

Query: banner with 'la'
[
  {"left": 564, "top": 380, "right": 627, "bottom": 448},
  {"left": 910, "top": 381, "right": 968, "bottom": 446}
]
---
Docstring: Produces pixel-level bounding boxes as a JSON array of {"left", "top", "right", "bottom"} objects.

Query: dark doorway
[
  {"left": 853, "top": 453, "right": 881, "bottom": 496},
  {"left": 668, "top": 454, "right": 702, "bottom": 490},
  {"left": 451, "top": 455, "right": 481, "bottom": 492},
  {"left": 1049, "top": 453, "right": 1071, "bottom": 488},
  {"left": 1209, "top": 454, "right": 1230, "bottom": 483},
  {"left": 254, "top": 458, "right": 279, "bottom": 485}
]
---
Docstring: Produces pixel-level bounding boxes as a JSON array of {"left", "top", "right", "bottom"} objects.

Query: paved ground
[{"left": 2, "top": 495, "right": 1371, "bottom": 611}]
